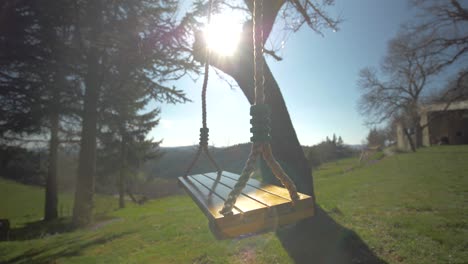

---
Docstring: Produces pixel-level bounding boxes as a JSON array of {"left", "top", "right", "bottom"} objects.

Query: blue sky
[{"left": 149, "top": 0, "right": 417, "bottom": 147}]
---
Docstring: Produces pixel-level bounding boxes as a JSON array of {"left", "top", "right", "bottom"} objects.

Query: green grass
[
  {"left": 315, "top": 145, "right": 468, "bottom": 263},
  {"left": 1, "top": 145, "right": 467, "bottom": 263},
  {"left": 0, "top": 179, "right": 117, "bottom": 228},
  {"left": 0, "top": 179, "right": 291, "bottom": 263}
]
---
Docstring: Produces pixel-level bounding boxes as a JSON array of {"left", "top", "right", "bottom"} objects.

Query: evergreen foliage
[
  {"left": 1, "top": 0, "right": 81, "bottom": 221},
  {"left": 1, "top": 0, "right": 198, "bottom": 225},
  {"left": 305, "top": 134, "right": 356, "bottom": 168},
  {"left": 98, "top": 79, "right": 162, "bottom": 206},
  {"left": 0, "top": 145, "right": 43, "bottom": 185},
  {"left": 366, "top": 128, "right": 387, "bottom": 147}
]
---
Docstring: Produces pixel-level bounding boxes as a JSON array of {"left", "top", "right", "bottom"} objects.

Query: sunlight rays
[{"left": 203, "top": 14, "right": 243, "bottom": 56}]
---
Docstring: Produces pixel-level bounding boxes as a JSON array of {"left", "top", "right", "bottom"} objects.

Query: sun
[{"left": 203, "top": 14, "right": 243, "bottom": 56}]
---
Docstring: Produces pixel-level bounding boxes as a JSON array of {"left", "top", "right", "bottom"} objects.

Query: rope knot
[
  {"left": 199, "top": 127, "right": 209, "bottom": 146},
  {"left": 250, "top": 104, "right": 271, "bottom": 143}
]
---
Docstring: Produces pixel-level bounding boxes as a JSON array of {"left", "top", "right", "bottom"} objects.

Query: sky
[{"left": 149, "top": 0, "right": 418, "bottom": 147}]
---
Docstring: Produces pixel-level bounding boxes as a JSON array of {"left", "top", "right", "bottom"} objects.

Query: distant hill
[
  {"left": 144, "top": 143, "right": 365, "bottom": 179},
  {"left": 143, "top": 143, "right": 252, "bottom": 179},
  {"left": 346, "top": 144, "right": 365, "bottom": 150}
]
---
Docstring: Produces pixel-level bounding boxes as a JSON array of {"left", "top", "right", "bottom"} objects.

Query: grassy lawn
[
  {"left": 1, "top": 145, "right": 467, "bottom": 263},
  {"left": 0, "top": 180, "right": 116, "bottom": 228},
  {"left": 315, "top": 145, "right": 468, "bottom": 263},
  {"left": 0, "top": 180, "right": 291, "bottom": 263}
]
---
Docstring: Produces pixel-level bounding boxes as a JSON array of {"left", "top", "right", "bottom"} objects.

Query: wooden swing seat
[{"left": 178, "top": 171, "right": 314, "bottom": 239}]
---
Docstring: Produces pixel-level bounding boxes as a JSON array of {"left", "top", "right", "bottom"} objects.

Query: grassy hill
[
  {"left": 1, "top": 145, "right": 467, "bottom": 263},
  {"left": 145, "top": 144, "right": 251, "bottom": 179},
  {"left": 315, "top": 145, "right": 468, "bottom": 263},
  {"left": 0, "top": 179, "right": 117, "bottom": 228}
]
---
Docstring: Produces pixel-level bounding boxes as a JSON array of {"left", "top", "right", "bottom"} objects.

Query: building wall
[
  {"left": 421, "top": 111, "right": 430, "bottom": 147},
  {"left": 397, "top": 100, "right": 468, "bottom": 151},
  {"left": 396, "top": 123, "right": 407, "bottom": 151},
  {"left": 427, "top": 110, "right": 468, "bottom": 145}
]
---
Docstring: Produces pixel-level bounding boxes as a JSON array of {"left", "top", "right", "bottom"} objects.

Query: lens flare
[{"left": 203, "top": 15, "right": 243, "bottom": 56}]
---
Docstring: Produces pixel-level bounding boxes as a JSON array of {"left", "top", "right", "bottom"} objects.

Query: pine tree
[
  {"left": 337, "top": 136, "right": 344, "bottom": 146},
  {"left": 72, "top": 0, "right": 193, "bottom": 225},
  {"left": 98, "top": 79, "right": 161, "bottom": 208},
  {"left": 366, "top": 128, "right": 386, "bottom": 147},
  {"left": 0, "top": 0, "right": 80, "bottom": 221}
]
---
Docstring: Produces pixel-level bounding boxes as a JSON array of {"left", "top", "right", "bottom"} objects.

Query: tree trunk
[
  {"left": 118, "top": 174, "right": 125, "bottom": 209},
  {"left": 126, "top": 188, "right": 138, "bottom": 204},
  {"left": 72, "top": 72, "right": 99, "bottom": 226},
  {"left": 204, "top": 53, "right": 313, "bottom": 196},
  {"left": 403, "top": 127, "right": 416, "bottom": 152},
  {"left": 43, "top": 1, "right": 66, "bottom": 222},
  {"left": 44, "top": 104, "right": 59, "bottom": 221},
  {"left": 194, "top": 2, "right": 313, "bottom": 197},
  {"left": 414, "top": 117, "right": 423, "bottom": 148},
  {"left": 232, "top": 57, "right": 314, "bottom": 196},
  {"left": 72, "top": 0, "right": 103, "bottom": 227},
  {"left": 118, "top": 138, "right": 126, "bottom": 209}
]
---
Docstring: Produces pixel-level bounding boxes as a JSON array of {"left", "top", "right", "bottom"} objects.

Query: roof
[{"left": 420, "top": 100, "right": 468, "bottom": 113}]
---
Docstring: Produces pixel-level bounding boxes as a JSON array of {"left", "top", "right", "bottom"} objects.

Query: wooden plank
[
  {"left": 202, "top": 172, "right": 291, "bottom": 207},
  {"left": 212, "top": 171, "right": 315, "bottom": 225},
  {"left": 213, "top": 204, "right": 314, "bottom": 239},
  {"left": 194, "top": 174, "right": 268, "bottom": 215},
  {"left": 178, "top": 171, "right": 315, "bottom": 239},
  {"left": 178, "top": 175, "right": 241, "bottom": 221},
  {"left": 204, "top": 172, "right": 311, "bottom": 217},
  {"left": 212, "top": 196, "right": 314, "bottom": 239},
  {"left": 222, "top": 171, "right": 312, "bottom": 201}
]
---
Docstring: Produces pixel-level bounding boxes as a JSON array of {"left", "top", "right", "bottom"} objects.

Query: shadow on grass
[
  {"left": 277, "top": 206, "right": 386, "bottom": 264},
  {"left": 5, "top": 218, "right": 75, "bottom": 241},
  {"left": 4, "top": 214, "right": 117, "bottom": 242},
  {"left": 4, "top": 230, "right": 133, "bottom": 264}
]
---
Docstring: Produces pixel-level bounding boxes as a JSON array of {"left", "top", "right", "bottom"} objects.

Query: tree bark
[
  {"left": 44, "top": 100, "right": 59, "bottom": 221},
  {"left": 403, "top": 126, "right": 416, "bottom": 152},
  {"left": 232, "top": 57, "right": 314, "bottom": 196},
  {"left": 126, "top": 189, "right": 139, "bottom": 204},
  {"left": 198, "top": 17, "right": 314, "bottom": 197},
  {"left": 414, "top": 117, "right": 423, "bottom": 148},
  {"left": 118, "top": 170, "right": 125, "bottom": 208},
  {"left": 72, "top": 1, "right": 102, "bottom": 227},
  {"left": 42, "top": 1, "right": 65, "bottom": 222},
  {"left": 118, "top": 137, "right": 126, "bottom": 209},
  {"left": 72, "top": 64, "right": 100, "bottom": 226}
]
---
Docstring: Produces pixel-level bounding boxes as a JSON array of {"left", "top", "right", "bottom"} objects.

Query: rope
[
  {"left": 184, "top": 0, "right": 222, "bottom": 179},
  {"left": 202, "top": 0, "right": 213, "bottom": 130},
  {"left": 254, "top": 0, "right": 264, "bottom": 105},
  {"left": 220, "top": 0, "right": 299, "bottom": 215}
]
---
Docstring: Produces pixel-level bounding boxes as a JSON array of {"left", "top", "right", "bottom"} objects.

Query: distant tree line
[
  {"left": 365, "top": 128, "right": 391, "bottom": 148},
  {"left": 305, "top": 134, "right": 357, "bottom": 168}
]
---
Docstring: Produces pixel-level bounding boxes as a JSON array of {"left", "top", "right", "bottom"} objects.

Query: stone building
[{"left": 396, "top": 100, "right": 468, "bottom": 151}]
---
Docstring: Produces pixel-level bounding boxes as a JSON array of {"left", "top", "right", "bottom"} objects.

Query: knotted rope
[
  {"left": 219, "top": 0, "right": 299, "bottom": 215},
  {"left": 184, "top": 0, "right": 222, "bottom": 179}
]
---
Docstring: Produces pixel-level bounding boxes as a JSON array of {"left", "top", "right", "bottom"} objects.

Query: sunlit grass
[
  {"left": 315, "top": 145, "right": 468, "bottom": 263},
  {"left": 0, "top": 179, "right": 117, "bottom": 228},
  {"left": 1, "top": 145, "right": 467, "bottom": 263},
  {"left": 0, "top": 180, "right": 291, "bottom": 263}
]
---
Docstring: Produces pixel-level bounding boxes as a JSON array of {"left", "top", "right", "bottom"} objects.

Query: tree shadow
[
  {"left": 4, "top": 230, "right": 133, "bottom": 264},
  {"left": 4, "top": 215, "right": 118, "bottom": 242},
  {"left": 277, "top": 206, "right": 386, "bottom": 264},
  {"left": 5, "top": 218, "right": 75, "bottom": 241}
]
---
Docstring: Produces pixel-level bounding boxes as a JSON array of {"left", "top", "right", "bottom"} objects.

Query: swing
[{"left": 178, "top": 0, "right": 314, "bottom": 239}]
